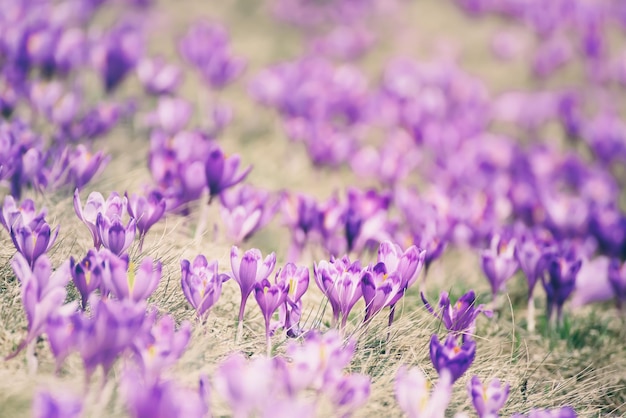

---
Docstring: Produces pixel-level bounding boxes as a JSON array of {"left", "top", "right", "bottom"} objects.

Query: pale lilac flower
[
  {"left": 328, "top": 373, "right": 371, "bottom": 417},
  {"left": 9, "top": 209, "right": 59, "bottom": 267},
  {"left": 313, "top": 255, "right": 364, "bottom": 328},
  {"left": 570, "top": 256, "right": 613, "bottom": 308},
  {"left": 468, "top": 375, "right": 510, "bottom": 418},
  {"left": 126, "top": 190, "right": 166, "bottom": 251},
  {"left": 230, "top": 246, "right": 276, "bottom": 326},
  {"left": 512, "top": 406, "right": 576, "bottom": 418},
  {"left": 481, "top": 234, "right": 519, "bottom": 300},
  {"left": 122, "top": 370, "right": 209, "bottom": 418},
  {"left": 220, "top": 205, "right": 262, "bottom": 244},
  {"left": 103, "top": 255, "right": 161, "bottom": 302},
  {"left": 395, "top": 365, "right": 452, "bottom": 418},
  {"left": 74, "top": 189, "right": 126, "bottom": 249},
  {"left": 213, "top": 353, "right": 277, "bottom": 418},
  {"left": 32, "top": 389, "right": 82, "bottom": 418},
  {"left": 9, "top": 254, "right": 70, "bottom": 354},
  {"left": 180, "top": 255, "right": 229, "bottom": 321},
  {"left": 132, "top": 315, "right": 192, "bottom": 384},
  {"left": 137, "top": 56, "right": 183, "bottom": 95},
  {"left": 284, "top": 330, "right": 356, "bottom": 392},
  {"left": 96, "top": 212, "right": 136, "bottom": 256},
  {"left": 75, "top": 295, "right": 149, "bottom": 379}
]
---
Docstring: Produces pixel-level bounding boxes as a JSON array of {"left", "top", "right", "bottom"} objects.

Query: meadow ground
[{"left": 1, "top": 0, "right": 626, "bottom": 416}]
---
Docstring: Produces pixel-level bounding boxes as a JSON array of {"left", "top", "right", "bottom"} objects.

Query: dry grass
[{"left": 1, "top": 0, "right": 626, "bottom": 416}]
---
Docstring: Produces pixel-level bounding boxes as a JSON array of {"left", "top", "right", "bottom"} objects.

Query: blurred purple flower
[
  {"left": 429, "top": 334, "right": 476, "bottom": 383},
  {"left": 220, "top": 184, "right": 279, "bottom": 243},
  {"left": 180, "top": 255, "right": 229, "bottom": 321},
  {"left": 421, "top": 290, "right": 492, "bottom": 336},
  {"left": 468, "top": 375, "right": 510, "bottom": 418},
  {"left": 281, "top": 192, "right": 321, "bottom": 261},
  {"left": 570, "top": 256, "right": 613, "bottom": 309},
  {"left": 91, "top": 23, "right": 143, "bottom": 93},
  {"left": 32, "top": 389, "right": 82, "bottom": 418},
  {"left": 328, "top": 373, "right": 371, "bottom": 416},
  {"left": 8, "top": 254, "right": 70, "bottom": 358},
  {"left": 541, "top": 248, "right": 582, "bottom": 326},
  {"left": 122, "top": 370, "right": 209, "bottom": 418},
  {"left": 395, "top": 365, "right": 452, "bottom": 418},
  {"left": 126, "top": 190, "right": 166, "bottom": 251},
  {"left": 481, "top": 234, "right": 519, "bottom": 300},
  {"left": 178, "top": 20, "right": 246, "bottom": 89},
  {"left": 131, "top": 315, "right": 191, "bottom": 384},
  {"left": 103, "top": 255, "right": 161, "bottom": 302},
  {"left": 75, "top": 295, "right": 149, "bottom": 379},
  {"left": 205, "top": 145, "right": 251, "bottom": 201},
  {"left": 137, "top": 56, "right": 183, "bottom": 95}
]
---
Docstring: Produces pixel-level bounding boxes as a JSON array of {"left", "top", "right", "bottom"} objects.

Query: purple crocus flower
[
  {"left": 254, "top": 278, "right": 289, "bottom": 355},
  {"left": 429, "top": 334, "right": 476, "bottom": 383},
  {"left": 32, "top": 389, "right": 82, "bottom": 418},
  {"left": 219, "top": 185, "right": 279, "bottom": 243},
  {"left": 281, "top": 193, "right": 322, "bottom": 261},
  {"left": 137, "top": 56, "right": 183, "bottom": 95},
  {"left": 122, "top": 370, "right": 209, "bottom": 418},
  {"left": 46, "top": 304, "right": 80, "bottom": 372},
  {"left": 131, "top": 315, "right": 191, "bottom": 384},
  {"left": 70, "top": 249, "right": 107, "bottom": 309},
  {"left": 421, "top": 290, "right": 492, "bottom": 336},
  {"left": 314, "top": 255, "right": 364, "bottom": 328},
  {"left": 9, "top": 254, "right": 70, "bottom": 357},
  {"left": 96, "top": 212, "right": 136, "bottom": 256},
  {"left": 8, "top": 212, "right": 59, "bottom": 268},
  {"left": 213, "top": 353, "right": 277, "bottom": 417},
  {"left": 541, "top": 249, "right": 582, "bottom": 327},
  {"left": 149, "top": 97, "right": 192, "bottom": 134},
  {"left": 481, "top": 234, "right": 519, "bottom": 300},
  {"left": 395, "top": 365, "right": 452, "bottom": 418},
  {"left": 0, "top": 196, "right": 43, "bottom": 233},
  {"left": 609, "top": 259, "right": 626, "bottom": 309},
  {"left": 74, "top": 189, "right": 127, "bottom": 248},
  {"left": 126, "top": 190, "right": 166, "bottom": 252},
  {"left": 65, "top": 145, "right": 110, "bottom": 191},
  {"left": 102, "top": 255, "right": 161, "bottom": 302},
  {"left": 220, "top": 205, "right": 263, "bottom": 244},
  {"left": 180, "top": 255, "right": 229, "bottom": 321},
  {"left": 178, "top": 20, "right": 246, "bottom": 89},
  {"left": 468, "top": 375, "right": 510, "bottom": 418},
  {"left": 328, "top": 373, "right": 371, "bottom": 417},
  {"left": 91, "top": 23, "right": 143, "bottom": 93},
  {"left": 361, "top": 263, "right": 402, "bottom": 322},
  {"left": 377, "top": 240, "right": 426, "bottom": 304},
  {"left": 284, "top": 330, "right": 356, "bottom": 392},
  {"left": 75, "top": 295, "right": 149, "bottom": 379},
  {"left": 230, "top": 246, "right": 276, "bottom": 338},
  {"left": 205, "top": 145, "right": 251, "bottom": 201}
]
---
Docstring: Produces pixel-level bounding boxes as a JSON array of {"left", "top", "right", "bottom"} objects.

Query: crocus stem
[
  {"left": 388, "top": 304, "right": 396, "bottom": 327},
  {"left": 26, "top": 340, "right": 37, "bottom": 375},
  {"left": 236, "top": 297, "right": 247, "bottom": 344},
  {"left": 527, "top": 296, "right": 536, "bottom": 332},
  {"left": 265, "top": 325, "right": 271, "bottom": 357},
  {"left": 194, "top": 196, "right": 210, "bottom": 243}
]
